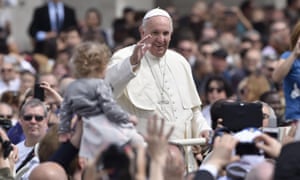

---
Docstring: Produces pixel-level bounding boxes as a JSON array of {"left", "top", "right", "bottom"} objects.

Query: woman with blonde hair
[{"left": 238, "top": 73, "right": 271, "bottom": 102}]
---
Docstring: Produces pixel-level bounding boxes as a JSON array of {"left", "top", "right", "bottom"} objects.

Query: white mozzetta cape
[{"left": 108, "top": 45, "right": 201, "bottom": 110}]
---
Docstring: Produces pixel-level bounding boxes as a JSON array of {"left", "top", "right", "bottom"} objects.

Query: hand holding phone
[
  {"left": 254, "top": 133, "right": 282, "bottom": 158},
  {"left": 34, "top": 83, "right": 45, "bottom": 101},
  {"left": 261, "top": 127, "right": 279, "bottom": 140}
]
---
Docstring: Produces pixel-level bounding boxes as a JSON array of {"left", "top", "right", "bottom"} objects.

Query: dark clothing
[
  {"left": 7, "top": 122, "right": 25, "bottom": 145},
  {"left": 274, "top": 142, "right": 300, "bottom": 180},
  {"left": 28, "top": 2, "right": 77, "bottom": 57},
  {"left": 49, "top": 141, "right": 79, "bottom": 173},
  {"left": 178, "top": 16, "right": 205, "bottom": 41},
  {"left": 194, "top": 170, "right": 215, "bottom": 180},
  {"left": 231, "top": 68, "right": 251, "bottom": 92}
]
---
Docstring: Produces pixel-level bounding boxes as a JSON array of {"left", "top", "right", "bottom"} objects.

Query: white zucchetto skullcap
[{"left": 143, "top": 8, "right": 171, "bottom": 20}]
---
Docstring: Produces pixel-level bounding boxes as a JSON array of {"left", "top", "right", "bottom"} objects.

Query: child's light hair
[{"left": 71, "top": 42, "right": 111, "bottom": 78}]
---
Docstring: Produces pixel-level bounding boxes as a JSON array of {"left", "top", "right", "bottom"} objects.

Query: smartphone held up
[{"left": 34, "top": 83, "right": 45, "bottom": 101}]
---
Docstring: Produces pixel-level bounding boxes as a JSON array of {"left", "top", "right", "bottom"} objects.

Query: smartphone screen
[{"left": 34, "top": 84, "right": 44, "bottom": 101}]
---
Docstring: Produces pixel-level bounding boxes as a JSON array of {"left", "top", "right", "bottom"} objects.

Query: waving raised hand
[{"left": 130, "top": 34, "right": 152, "bottom": 66}]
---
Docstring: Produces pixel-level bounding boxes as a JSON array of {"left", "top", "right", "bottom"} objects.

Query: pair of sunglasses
[
  {"left": 208, "top": 87, "right": 224, "bottom": 93},
  {"left": 23, "top": 115, "right": 44, "bottom": 122}
]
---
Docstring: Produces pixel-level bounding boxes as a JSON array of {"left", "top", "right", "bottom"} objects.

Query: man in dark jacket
[{"left": 28, "top": 0, "right": 78, "bottom": 58}]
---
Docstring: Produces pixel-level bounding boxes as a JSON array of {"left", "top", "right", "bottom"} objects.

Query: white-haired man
[
  {"left": 106, "top": 8, "right": 210, "bottom": 143},
  {"left": 15, "top": 99, "right": 48, "bottom": 177}
]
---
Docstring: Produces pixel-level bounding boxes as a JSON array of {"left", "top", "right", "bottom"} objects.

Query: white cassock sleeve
[
  {"left": 105, "top": 57, "right": 136, "bottom": 98},
  {"left": 192, "top": 107, "right": 211, "bottom": 138}
]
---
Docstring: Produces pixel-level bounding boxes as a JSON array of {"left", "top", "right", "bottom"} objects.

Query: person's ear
[{"left": 139, "top": 25, "right": 145, "bottom": 37}]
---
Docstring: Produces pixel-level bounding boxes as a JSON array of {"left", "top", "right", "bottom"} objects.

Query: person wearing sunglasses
[
  {"left": 202, "top": 75, "right": 233, "bottom": 128},
  {"left": 15, "top": 98, "right": 48, "bottom": 176}
]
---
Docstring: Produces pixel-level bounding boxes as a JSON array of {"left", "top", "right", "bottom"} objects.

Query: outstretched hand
[
  {"left": 144, "top": 115, "right": 174, "bottom": 180},
  {"left": 145, "top": 114, "right": 174, "bottom": 164},
  {"left": 203, "top": 134, "right": 239, "bottom": 171},
  {"left": 130, "top": 34, "right": 152, "bottom": 66}
]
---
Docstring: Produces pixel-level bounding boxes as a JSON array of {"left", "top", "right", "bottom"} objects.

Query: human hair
[
  {"left": 0, "top": 91, "right": 20, "bottom": 109},
  {"left": 20, "top": 98, "right": 48, "bottom": 117},
  {"left": 38, "top": 72, "right": 58, "bottom": 83},
  {"left": 240, "top": 0, "right": 252, "bottom": 13},
  {"left": 38, "top": 124, "right": 60, "bottom": 162},
  {"left": 85, "top": 8, "right": 102, "bottom": 26},
  {"left": 70, "top": 42, "right": 111, "bottom": 78},
  {"left": 240, "top": 73, "right": 271, "bottom": 102},
  {"left": 259, "top": 90, "right": 279, "bottom": 102},
  {"left": 265, "top": 103, "right": 277, "bottom": 127},
  {"left": 38, "top": 123, "right": 79, "bottom": 176},
  {"left": 51, "top": 60, "right": 71, "bottom": 80},
  {"left": 287, "top": 0, "right": 295, "bottom": 6},
  {"left": 204, "top": 75, "right": 232, "bottom": 103},
  {"left": 290, "top": 21, "right": 300, "bottom": 50},
  {"left": 20, "top": 70, "right": 36, "bottom": 80},
  {"left": 254, "top": 100, "right": 277, "bottom": 127},
  {"left": 64, "top": 26, "right": 81, "bottom": 36},
  {"left": 123, "top": 6, "right": 134, "bottom": 15}
]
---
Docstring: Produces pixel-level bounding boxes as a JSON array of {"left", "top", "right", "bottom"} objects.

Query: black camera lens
[
  {"left": 0, "top": 136, "right": 13, "bottom": 159},
  {"left": 0, "top": 120, "right": 12, "bottom": 131}
]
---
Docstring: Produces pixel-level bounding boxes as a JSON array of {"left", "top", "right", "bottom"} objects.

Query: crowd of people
[{"left": 0, "top": 0, "right": 300, "bottom": 179}]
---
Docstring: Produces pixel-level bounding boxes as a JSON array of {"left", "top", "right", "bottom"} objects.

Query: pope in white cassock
[{"left": 106, "top": 8, "right": 211, "bottom": 141}]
